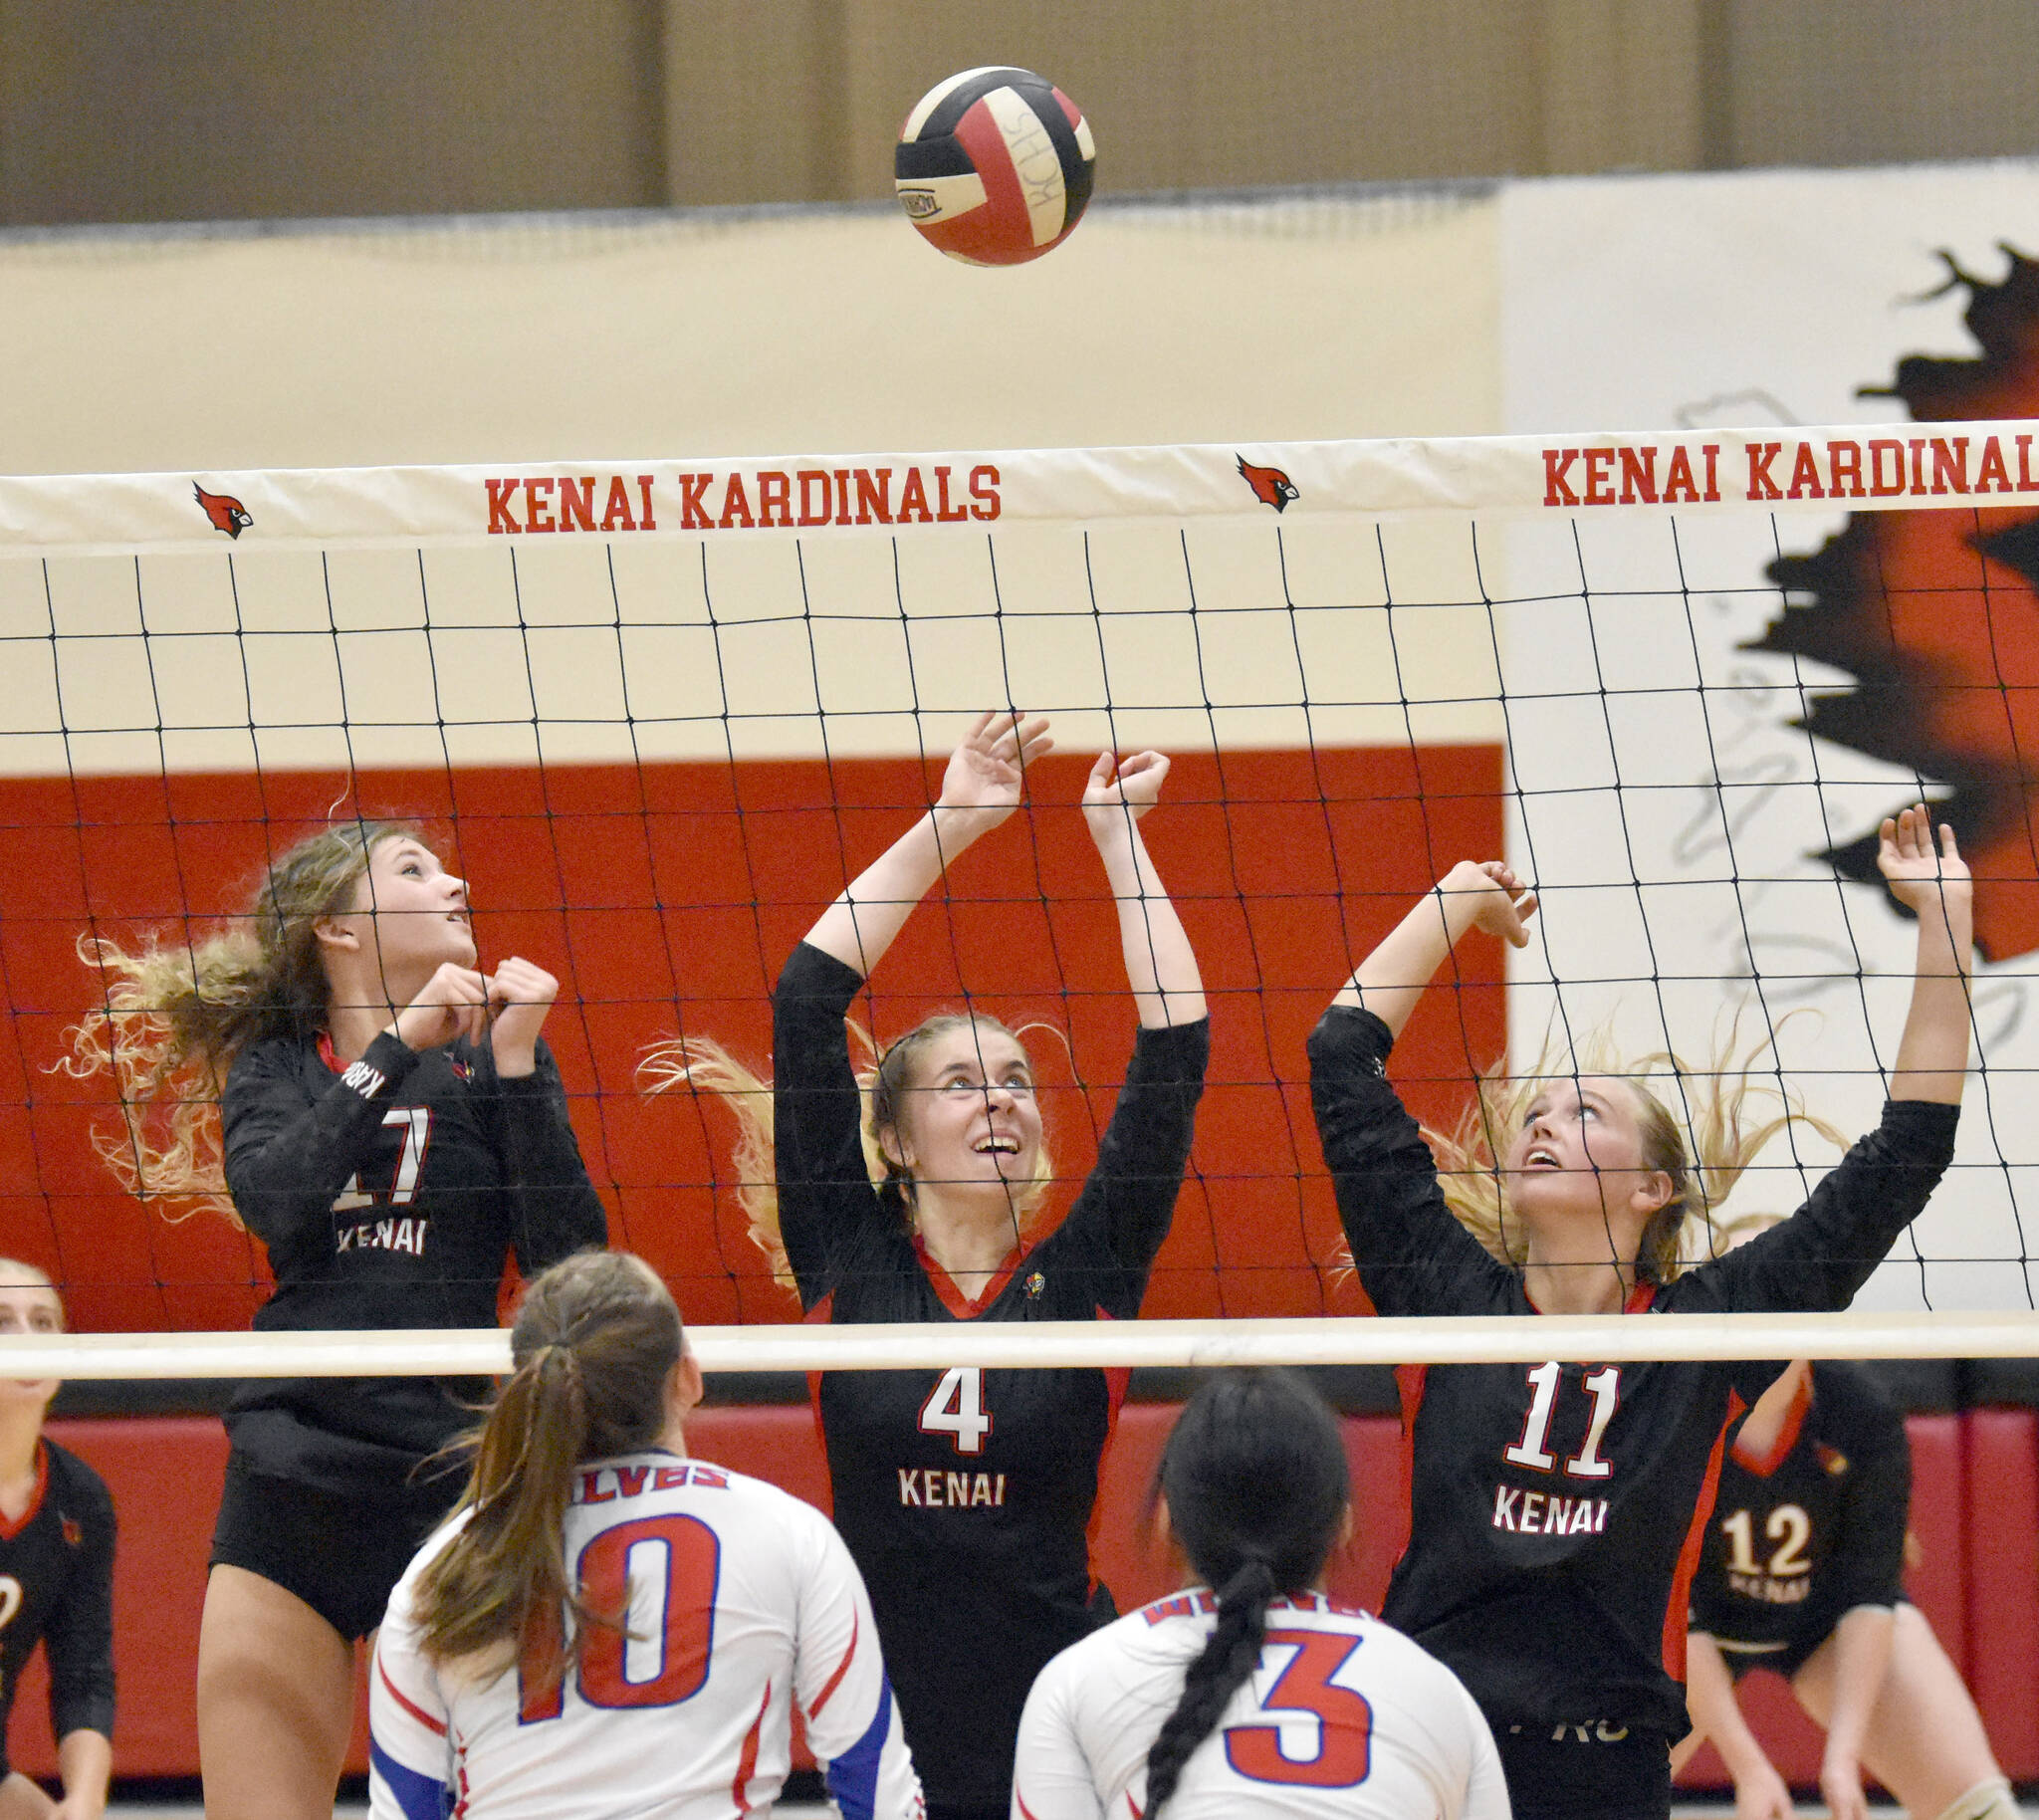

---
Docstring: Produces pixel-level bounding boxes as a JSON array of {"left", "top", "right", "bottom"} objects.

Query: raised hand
[
  {"left": 1444, "top": 859, "right": 1539, "bottom": 950},
  {"left": 1878, "top": 803, "right": 1970, "bottom": 915},
  {"left": 389, "top": 962, "right": 489, "bottom": 1052},
  {"left": 1082, "top": 749, "right": 1169, "bottom": 839},
  {"left": 485, "top": 956, "right": 560, "bottom": 1078},
  {"left": 937, "top": 711, "right": 1054, "bottom": 828}
]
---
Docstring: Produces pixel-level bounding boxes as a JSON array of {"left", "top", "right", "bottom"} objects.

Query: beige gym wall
[{"left": 0, "top": 193, "right": 1499, "bottom": 475}]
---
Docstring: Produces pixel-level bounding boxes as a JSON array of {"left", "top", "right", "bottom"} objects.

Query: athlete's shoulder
[{"left": 40, "top": 1439, "right": 113, "bottom": 1511}]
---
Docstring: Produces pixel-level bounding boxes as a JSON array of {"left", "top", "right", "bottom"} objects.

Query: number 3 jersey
[
  {"left": 368, "top": 1452, "right": 923, "bottom": 1820},
  {"left": 773, "top": 943, "right": 1211, "bottom": 1813},
  {"left": 1013, "top": 1591, "right": 1508, "bottom": 1820},
  {"left": 1308, "top": 1006, "right": 1957, "bottom": 1740},
  {"left": 1689, "top": 1361, "right": 1912, "bottom": 1675}
]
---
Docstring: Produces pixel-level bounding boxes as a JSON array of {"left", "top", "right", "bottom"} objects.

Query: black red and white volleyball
[{"left": 894, "top": 68, "right": 1095, "bottom": 266}]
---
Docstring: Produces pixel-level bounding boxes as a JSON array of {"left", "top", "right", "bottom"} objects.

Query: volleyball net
[{"left": 6, "top": 422, "right": 2039, "bottom": 1375}]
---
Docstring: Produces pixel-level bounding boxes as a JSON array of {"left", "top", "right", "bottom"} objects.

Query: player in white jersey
[
  {"left": 1013, "top": 1371, "right": 1506, "bottom": 1820},
  {"left": 368, "top": 1251, "right": 923, "bottom": 1820}
]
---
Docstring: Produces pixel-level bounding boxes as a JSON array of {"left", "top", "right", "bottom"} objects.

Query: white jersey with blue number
[
  {"left": 369, "top": 1451, "right": 923, "bottom": 1820},
  {"left": 1013, "top": 1591, "right": 1507, "bottom": 1820}
]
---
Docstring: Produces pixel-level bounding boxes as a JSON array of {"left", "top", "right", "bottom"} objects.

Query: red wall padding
[
  {"left": 1963, "top": 1410, "right": 2039, "bottom": 1779},
  {"left": 0, "top": 749, "right": 1504, "bottom": 1333},
  {"left": 10, "top": 1408, "right": 2022, "bottom": 1787}
]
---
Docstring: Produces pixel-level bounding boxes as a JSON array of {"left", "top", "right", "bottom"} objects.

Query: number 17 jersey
[{"left": 369, "top": 1452, "right": 924, "bottom": 1820}]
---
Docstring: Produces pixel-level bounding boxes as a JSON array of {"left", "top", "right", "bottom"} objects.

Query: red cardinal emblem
[
  {"left": 1236, "top": 455, "right": 1299, "bottom": 513},
  {"left": 1753, "top": 251, "right": 2039, "bottom": 960},
  {"left": 193, "top": 483, "right": 253, "bottom": 539},
  {"left": 61, "top": 1514, "right": 81, "bottom": 1547}
]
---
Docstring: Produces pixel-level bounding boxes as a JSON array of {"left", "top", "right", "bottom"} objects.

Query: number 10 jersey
[{"left": 368, "top": 1453, "right": 923, "bottom": 1820}]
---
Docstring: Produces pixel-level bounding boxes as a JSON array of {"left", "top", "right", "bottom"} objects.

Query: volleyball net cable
[{"left": 6, "top": 423, "right": 2039, "bottom": 1375}]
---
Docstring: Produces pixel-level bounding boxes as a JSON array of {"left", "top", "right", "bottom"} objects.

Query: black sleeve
[
  {"left": 476, "top": 1036, "right": 610, "bottom": 1272},
  {"left": 221, "top": 1031, "right": 425, "bottom": 1246},
  {"left": 1818, "top": 1366, "right": 1913, "bottom": 1614},
  {"left": 1306, "top": 1005, "right": 1516, "bottom": 1316},
  {"left": 1674, "top": 1100, "right": 1960, "bottom": 1314},
  {"left": 44, "top": 1474, "right": 114, "bottom": 1746},
  {"left": 772, "top": 942, "right": 891, "bottom": 1311},
  {"left": 1058, "top": 1017, "right": 1210, "bottom": 1304}
]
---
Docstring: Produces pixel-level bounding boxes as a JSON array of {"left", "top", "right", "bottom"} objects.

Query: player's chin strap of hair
[{"left": 1933, "top": 1778, "right": 2017, "bottom": 1820}]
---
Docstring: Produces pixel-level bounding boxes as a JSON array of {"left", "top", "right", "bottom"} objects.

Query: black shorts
[
  {"left": 209, "top": 1456, "right": 461, "bottom": 1642},
  {"left": 1711, "top": 1600, "right": 1907, "bottom": 1685},
  {"left": 1496, "top": 1723, "right": 1673, "bottom": 1820}
]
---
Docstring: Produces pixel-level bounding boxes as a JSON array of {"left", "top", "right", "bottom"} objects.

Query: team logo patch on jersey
[
  {"left": 61, "top": 1514, "right": 81, "bottom": 1547},
  {"left": 1818, "top": 1443, "right": 1849, "bottom": 1475},
  {"left": 1024, "top": 1270, "right": 1045, "bottom": 1298}
]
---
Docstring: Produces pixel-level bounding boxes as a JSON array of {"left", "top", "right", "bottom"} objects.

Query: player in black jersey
[
  {"left": 660, "top": 712, "right": 1208, "bottom": 1820},
  {"left": 73, "top": 820, "right": 605, "bottom": 1820},
  {"left": 0, "top": 1265, "right": 113, "bottom": 1820},
  {"left": 1308, "top": 805, "right": 1970, "bottom": 1820},
  {"left": 1675, "top": 1354, "right": 2012, "bottom": 1820}
]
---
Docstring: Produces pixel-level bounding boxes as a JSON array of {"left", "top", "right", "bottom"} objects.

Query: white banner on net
[
  {"left": 5, "top": 421, "right": 2034, "bottom": 1351},
  {"left": 2, "top": 421, "right": 2036, "bottom": 553}
]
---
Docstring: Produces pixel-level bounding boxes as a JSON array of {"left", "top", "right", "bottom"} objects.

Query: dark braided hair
[{"left": 1143, "top": 1370, "right": 1351, "bottom": 1817}]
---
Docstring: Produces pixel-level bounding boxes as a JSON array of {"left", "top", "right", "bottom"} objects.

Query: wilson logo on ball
[{"left": 895, "top": 66, "right": 1095, "bottom": 266}]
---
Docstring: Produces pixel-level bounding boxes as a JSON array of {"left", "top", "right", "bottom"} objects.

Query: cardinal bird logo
[
  {"left": 1236, "top": 456, "right": 1299, "bottom": 513},
  {"left": 61, "top": 1515, "right": 81, "bottom": 1547},
  {"left": 1752, "top": 250, "right": 2039, "bottom": 960},
  {"left": 193, "top": 483, "right": 253, "bottom": 539}
]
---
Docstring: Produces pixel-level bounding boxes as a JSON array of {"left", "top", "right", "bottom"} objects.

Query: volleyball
[{"left": 894, "top": 66, "right": 1095, "bottom": 266}]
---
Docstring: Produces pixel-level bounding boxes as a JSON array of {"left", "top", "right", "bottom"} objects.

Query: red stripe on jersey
[
  {"left": 913, "top": 1233, "right": 1033, "bottom": 1319},
  {"left": 377, "top": 1652, "right": 448, "bottom": 1737},
  {"left": 0, "top": 1443, "right": 48, "bottom": 1542},
  {"left": 807, "top": 1606, "right": 859, "bottom": 1719},
  {"left": 1391, "top": 1365, "right": 1428, "bottom": 1576},
  {"left": 731, "top": 1679, "right": 771, "bottom": 1811},
  {"left": 1015, "top": 1789, "right": 1044, "bottom": 1820},
  {"left": 1084, "top": 1305, "right": 1133, "bottom": 1596},
  {"left": 1730, "top": 1368, "right": 1812, "bottom": 1478},
  {"left": 316, "top": 1029, "right": 342, "bottom": 1074},
  {"left": 1664, "top": 1389, "right": 1745, "bottom": 1680}
]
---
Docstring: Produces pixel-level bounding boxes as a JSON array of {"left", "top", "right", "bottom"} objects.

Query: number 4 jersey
[
  {"left": 1013, "top": 1591, "right": 1508, "bottom": 1820},
  {"left": 368, "top": 1451, "right": 924, "bottom": 1820}
]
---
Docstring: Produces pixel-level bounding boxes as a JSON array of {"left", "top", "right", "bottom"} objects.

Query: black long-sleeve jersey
[
  {"left": 0, "top": 1442, "right": 115, "bottom": 1777},
  {"left": 773, "top": 941, "right": 1209, "bottom": 1814},
  {"left": 220, "top": 1026, "right": 608, "bottom": 1495},
  {"left": 1690, "top": 1362, "right": 1912, "bottom": 1675},
  {"left": 1309, "top": 1005, "right": 1956, "bottom": 1741}
]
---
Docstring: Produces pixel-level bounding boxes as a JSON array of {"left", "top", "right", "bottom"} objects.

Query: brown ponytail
[
  {"left": 57, "top": 818, "right": 414, "bottom": 1222},
  {"left": 411, "top": 1250, "right": 680, "bottom": 1686}
]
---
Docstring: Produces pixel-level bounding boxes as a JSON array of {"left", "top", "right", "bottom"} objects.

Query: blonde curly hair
[
  {"left": 57, "top": 819, "right": 415, "bottom": 1225},
  {"left": 1424, "top": 1019, "right": 1847, "bottom": 1285}
]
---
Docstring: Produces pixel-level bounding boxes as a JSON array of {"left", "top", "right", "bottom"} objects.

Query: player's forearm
[
  {"left": 55, "top": 1728, "right": 110, "bottom": 1819},
  {"left": 1823, "top": 1606, "right": 1895, "bottom": 1763},
  {"left": 1684, "top": 1633, "right": 1774, "bottom": 1783},
  {"left": 802, "top": 806, "right": 997, "bottom": 978},
  {"left": 1889, "top": 887, "right": 1972, "bottom": 1103},
  {"left": 1093, "top": 820, "right": 1207, "bottom": 1028},
  {"left": 1333, "top": 864, "right": 1488, "bottom": 1036}
]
